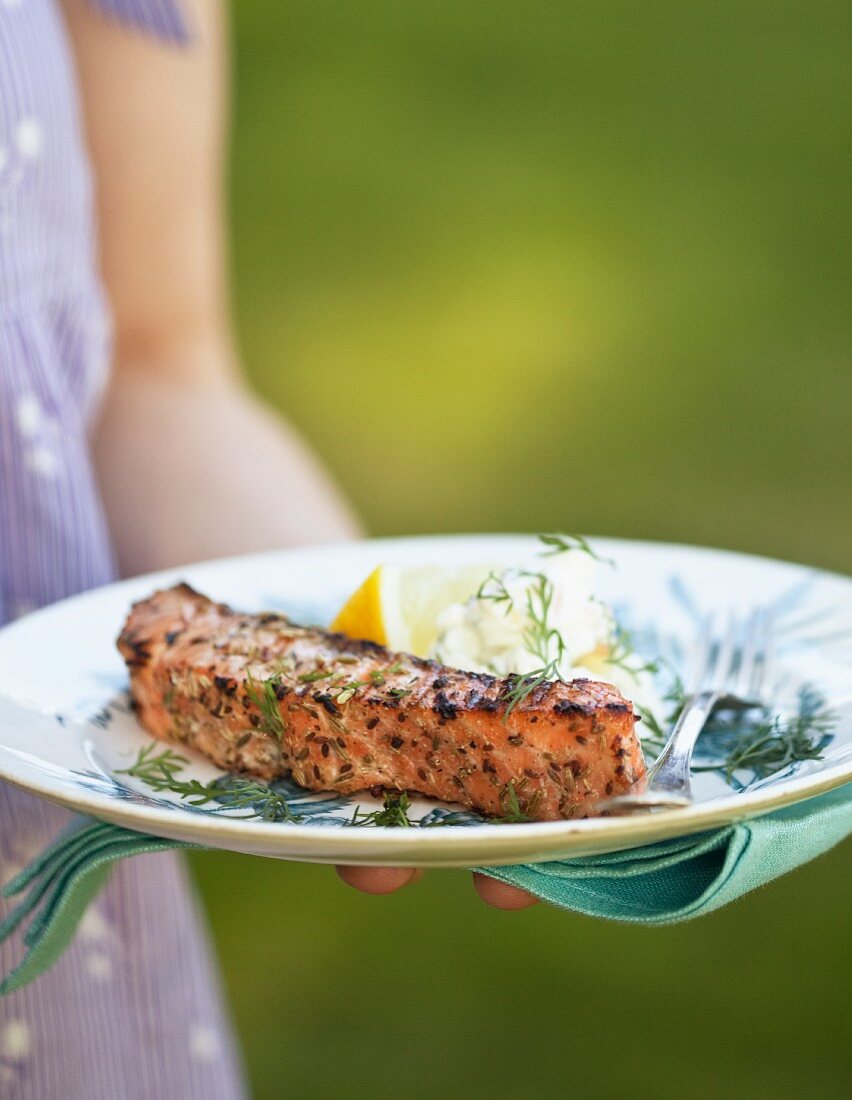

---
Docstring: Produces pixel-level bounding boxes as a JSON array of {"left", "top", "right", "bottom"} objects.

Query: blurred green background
[{"left": 191, "top": 2, "right": 851, "bottom": 1097}]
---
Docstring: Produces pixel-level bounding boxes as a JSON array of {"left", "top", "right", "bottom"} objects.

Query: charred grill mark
[
  {"left": 434, "top": 692, "right": 458, "bottom": 720},
  {"left": 257, "top": 613, "right": 288, "bottom": 626},
  {"left": 553, "top": 699, "right": 594, "bottom": 716}
]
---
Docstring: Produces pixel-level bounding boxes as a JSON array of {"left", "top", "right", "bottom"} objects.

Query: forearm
[{"left": 93, "top": 360, "right": 362, "bottom": 577}]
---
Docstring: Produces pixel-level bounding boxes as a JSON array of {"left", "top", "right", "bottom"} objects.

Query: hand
[{"left": 336, "top": 866, "right": 539, "bottom": 909}]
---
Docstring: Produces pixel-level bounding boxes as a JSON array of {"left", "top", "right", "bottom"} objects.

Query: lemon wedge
[{"left": 330, "top": 564, "right": 488, "bottom": 657}]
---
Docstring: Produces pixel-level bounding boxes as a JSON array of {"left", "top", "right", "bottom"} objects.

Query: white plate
[{"left": 0, "top": 536, "right": 849, "bottom": 867}]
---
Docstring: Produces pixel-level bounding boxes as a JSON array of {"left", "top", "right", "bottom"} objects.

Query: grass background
[{"left": 190, "top": 3, "right": 851, "bottom": 1097}]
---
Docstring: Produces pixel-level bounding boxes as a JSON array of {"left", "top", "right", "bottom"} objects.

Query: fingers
[
  {"left": 472, "top": 873, "right": 540, "bottom": 910},
  {"left": 335, "top": 866, "right": 539, "bottom": 909},
  {"left": 335, "top": 865, "right": 424, "bottom": 895}
]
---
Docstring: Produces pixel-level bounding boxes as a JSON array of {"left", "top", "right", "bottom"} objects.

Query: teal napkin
[
  {"left": 478, "top": 783, "right": 852, "bottom": 922},
  {"left": 2, "top": 784, "right": 850, "bottom": 996}
]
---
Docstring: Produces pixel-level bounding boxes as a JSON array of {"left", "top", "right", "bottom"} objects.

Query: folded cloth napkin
[{"left": 2, "top": 784, "right": 850, "bottom": 996}]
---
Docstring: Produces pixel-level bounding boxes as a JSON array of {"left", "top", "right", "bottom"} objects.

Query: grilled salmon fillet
[{"left": 118, "top": 584, "right": 645, "bottom": 821}]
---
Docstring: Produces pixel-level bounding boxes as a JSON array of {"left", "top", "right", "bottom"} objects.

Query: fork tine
[
  {"left": 732, "top": 609, "right": 759, "bottom": 701},
  {"left": 747, "top": 609, "right": 771, "bottom": 702},
  {"left": 711, "top": 611, "right": 739, "bottom": 692},
  {"left": 690, "top": 614, "right": 718, "bottom": 689}
]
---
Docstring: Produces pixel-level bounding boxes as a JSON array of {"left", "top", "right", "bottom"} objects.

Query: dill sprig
[
  {"left": 117, "top": 743, "right": 192, "bottom": 789},
  {"left": 717, "top": 717, "right": 828, "bottom": 782},
  {"left": 635, "top": 703, "right": 667, "bottom": 752},
  {"left": 521, "top": 572, "right": 565, "bottom": 667},
  {"left": 297, "top": 669, "right": 332, "bottom": 684},
  {"left": 245, "top": 669, "right": 286, "bottom": 741},
  {"left": 350, "top": 789, "right": 414, "bottom": 827},
  {"left": 117, "top": 743, "right": 303, "bottom": 822},
  {"left": 476, "top": 570, "right": 516, "bottom": 611},
  {"left": 491, "top": 569, "right": 568, "bottom": 718},
  {"left": 693, "top": 686, "right": 833, "bottom": 784},
  {"left": 642, "top": 675, "right": 832, "bottom": 787},
  {"left": 537, "top": 532, "right": 612, "bottom": 564},
  {"left": 634, "top": 668, "right": 686, "bottom": 753},
  {"left": 605, "top": 622, "right": 660, "bottom": 679},
  {"left": 503, "top": 659, "right": 562, "bottom": 717},
  {"left": 202, "top": 776, "right": 304, "bottom": 822},
  {"left": 492, "top": 780, "right": 541, "bottom": 823}
]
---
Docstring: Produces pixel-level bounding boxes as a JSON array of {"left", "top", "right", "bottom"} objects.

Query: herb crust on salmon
[{"left": 118, "top": 584, "right": 646, "bottom": 821}]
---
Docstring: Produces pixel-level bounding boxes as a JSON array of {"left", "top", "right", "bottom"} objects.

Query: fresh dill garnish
[
  {"left": 117, "top": 743, "right": 303, "bottom": 822},
  {"left": 693, "top": 686, "right": 833, "bottom": 784},
  {"left": 475, "top": 562, "right": 570, "bottom": 719},
  {"left": 641, "top": 674, "right": 832, "bottom": 787},
  {"left": 202, "top": 776, "right": 303, "bottom": 822},
  {"left": 718, "top": 716, "right": 828, "bottom": 782},
  {"left": 476, "top": 570, "right": 515, "bottom": 611},
  {"left": 520, "top": 571, "right": 565, "bottom": 667},
  {"left": 492, "top": 780, "right": 541, "bottom": 823},
  {"left": 635, "top": 703, "right": 666, "bottom": 752},
  {"left": 245, "top": 668, "right": 286, "bottom": 741},
  {"left": 117, "top": 742, "right": 190, "bottom": 787},
  {"left": 605, "top": 622, "right": 660, "bottom": 679},
  {"left": 297, "top": 669, "right": 332, "bottom": 683},
  {"left": 387, "top": 687, "right": 411, "bottom": 699},
  {"left": 503, "top": 659, "right": 562, "bottom": 717},
  {"left": 634, "top": 667, "right": 686, "bottom": 752},
  {"left": 368, "top": 669, "right": 386, "bottom": 686},
  {"left": 350, "top": 789, "right": 414, "bottom": 827},
  {"left": 537, "top": 532, "right": 612, "bottom": 564}
]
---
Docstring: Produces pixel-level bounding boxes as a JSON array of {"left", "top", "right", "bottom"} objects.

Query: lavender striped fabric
[{"left": 0, "top": 2, "right": 245, "bottom": 1096}]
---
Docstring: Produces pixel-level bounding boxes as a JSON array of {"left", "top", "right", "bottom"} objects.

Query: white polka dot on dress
[
  {"left": 86, "top": 950, "right": 114, "bottom": 981},
  {"left": 24, "top": 444, "right": 59, "bottom": 479},
  {"left": 0, "top": 1019, "right": 31, "bottom": 1061},
  {"left": 15, "top": 393, "right": 43, "bottom": 439},
  {"left": 15, "top": 118, "right": 42, "bottom": 159},
  {"left": 79, "top": 904, "right": 116, "bottom": 944},
  {"left": 189, "top": 1024, "right": 219, "bottom": 1062}
]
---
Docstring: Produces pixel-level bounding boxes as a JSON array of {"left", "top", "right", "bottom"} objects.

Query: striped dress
[{"left": 0, "top": 2, "right": 246, "bottom": 1096}]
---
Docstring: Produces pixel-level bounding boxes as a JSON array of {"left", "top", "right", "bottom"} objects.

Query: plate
[{"left": 0, "top": 536, "right": 849, "bottom": 867}]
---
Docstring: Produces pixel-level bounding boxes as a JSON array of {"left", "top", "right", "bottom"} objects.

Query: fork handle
[{"left": 644, "top": 690, "right": 720, "bottom": 799}]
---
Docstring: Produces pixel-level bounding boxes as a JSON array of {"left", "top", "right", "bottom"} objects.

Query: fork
[{"left": 597, "top": 609, "right": 770, "bottom": 815}]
